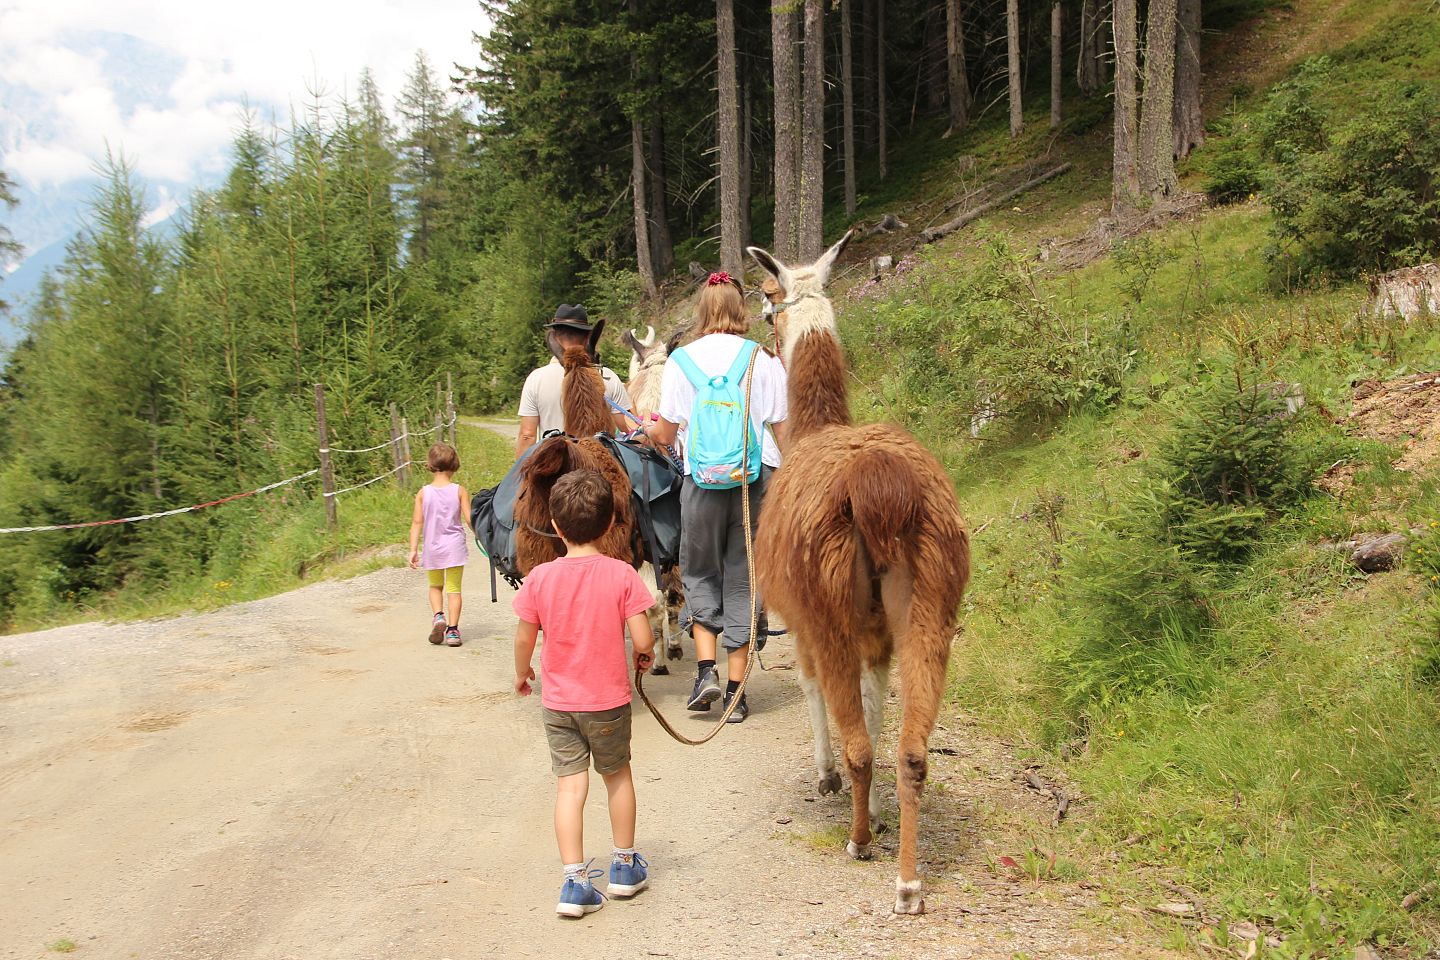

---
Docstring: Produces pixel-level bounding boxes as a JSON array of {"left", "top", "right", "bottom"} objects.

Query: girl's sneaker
[
  {"left": 444, "top": 627, "right": 462, "bottom": 647},
  {"left": 427, "top": 613, "right": 446, "bottom": 645},
  {"left": 556, "top": 864, "right": 606, "bottom": 917},
  {"left": 608, "top": 852, "right": 649, "bottom": 897}
]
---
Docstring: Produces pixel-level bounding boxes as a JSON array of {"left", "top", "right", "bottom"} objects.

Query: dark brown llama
[
  {"left": 748, "top": 233, "right": 971, "bottom": 915},
  {"left": 513, "top": 344, "right": 637, "bottom": 573}
]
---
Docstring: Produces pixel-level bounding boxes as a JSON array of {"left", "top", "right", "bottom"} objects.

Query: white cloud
[{"left": 0, "top": 0, "right": 489, "bottom": 195}]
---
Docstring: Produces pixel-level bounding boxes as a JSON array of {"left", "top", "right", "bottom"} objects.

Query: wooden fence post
[
  {"left": 446, "top": 372, "right": 456, "bottom": 447},
  {"left": 389, "top": 402, "right": 406, "bottom": 486},
  {"left": 400, "top": 417, "right": 414, "bottom": 484},
  {"left": 434, "top": 382, "right": 443, "bottom": 442},
  {"left": 314, "top": 383, "right": 337, "bottom": 529}
]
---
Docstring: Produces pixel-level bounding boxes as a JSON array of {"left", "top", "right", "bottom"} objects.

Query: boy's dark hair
[
  {"left": 427, "top": 443, "right": 460, "bottom": 473},
  {"left": 550, "top": 470, "right": 614, "bottom": 545}
]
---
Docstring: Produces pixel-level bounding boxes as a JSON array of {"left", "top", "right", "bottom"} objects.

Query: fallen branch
[
  {"left": 1017, "top": 767, "right": 1072, "bottom": 827},
  {"left": 921, "top": 163, "right": 1073, "bottom": 243}
]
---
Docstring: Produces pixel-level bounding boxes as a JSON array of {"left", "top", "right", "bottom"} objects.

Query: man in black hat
[{"left": 516, "top": 304, "right": 634, "bottom": 457}]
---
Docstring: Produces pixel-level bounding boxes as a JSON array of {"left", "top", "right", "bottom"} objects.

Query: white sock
[
  {"left": 612, "top": 847, "right": 635, "bottom": 865},
  {"left": 563, "top": 862, "right": 585, "bottom": 881}
]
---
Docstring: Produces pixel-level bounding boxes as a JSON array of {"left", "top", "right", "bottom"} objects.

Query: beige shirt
[{"left": 518, "top": 358, "right": 632, "bottom": 436}]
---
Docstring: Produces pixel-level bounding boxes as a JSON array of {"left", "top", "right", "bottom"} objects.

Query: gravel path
[{"left": 0, "top": 497, "right": 1175, "bottom": 960}]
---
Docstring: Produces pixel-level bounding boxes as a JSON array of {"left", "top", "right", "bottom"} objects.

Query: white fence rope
[
  {"left": 325, "top": 461, "right": 414, "bottom": 498},
  {"left": 0, "top": 469, "right": 321, "bottom": 535},
  {"left": 324, "top": 438, "right": 398, "bottom": 455}
]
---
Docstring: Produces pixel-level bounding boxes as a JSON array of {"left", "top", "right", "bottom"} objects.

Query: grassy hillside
[{"left": 817, "top": 0, "right": 1440, "bottom": 952}]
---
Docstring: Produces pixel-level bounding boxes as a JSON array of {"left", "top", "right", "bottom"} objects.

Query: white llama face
[{"left": 748, "top": 231, "right": 853, "bottom": 362}]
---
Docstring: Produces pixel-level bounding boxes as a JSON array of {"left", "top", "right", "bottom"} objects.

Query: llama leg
[
  {"left": 816, "top": 658, "right": 875, "bottom": 860},
  {"left": 892, "top": 616, "right": 949, "bottom": 915},
  {"left": 797, "top": 668, "right": 840, "bottom": 796},
  {"left": 860, "top": 661, "right": 891, "bottom": 833}
]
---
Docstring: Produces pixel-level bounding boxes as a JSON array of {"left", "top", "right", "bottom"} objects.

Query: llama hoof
[
  {"left": 666, "top": 644, "right": 684, "bottom": 661},
  {"left": 817, "top": 771, "right": 843, "bottom": 796},
  {"left": 845, "top": 840, "right": 873, "bottom": 861},
  {"left": 893, "top": 878, "right": 925, "bottom": 915},
  {"left": 870, "top": 815, "right": 888, "bottom": 835},
  {"left": 649, "top": 662, "right": 669, "bottom": 676}
]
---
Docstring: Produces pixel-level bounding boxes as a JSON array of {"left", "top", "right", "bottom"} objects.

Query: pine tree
[
  {"left": 945, "top": 0, "right": 971, "bottom": 136},
  {"left": 717, "top": 0, "right": 744, "bottom": 274},
  {"left": 1173, "top": 0, "right": 1204, "bottom": 159},
  {"left": 1007, "top": 0, "right": 1023, "bottom": 137},
  {"left": 772, "top": 0, "right": 802, "bottom": 260},
  {"left": 799, "top": 0, "right": 826, "bottom": 259},
  {"left": 1113, "top": 0, "right": 1141, "bottom": 211}
]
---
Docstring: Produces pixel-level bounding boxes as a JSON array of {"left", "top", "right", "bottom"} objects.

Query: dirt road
[{"left": 1, "top": 548, "right": 1170, "bottom": 959}]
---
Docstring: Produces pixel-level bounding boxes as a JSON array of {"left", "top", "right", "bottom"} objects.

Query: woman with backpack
[{"left": 642, "top": 272, "right": 788, "bottom": 723}]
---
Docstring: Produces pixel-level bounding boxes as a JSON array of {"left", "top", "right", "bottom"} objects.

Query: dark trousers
[{"left": 679, "top": 467, "right": 771, "bottom": 651}]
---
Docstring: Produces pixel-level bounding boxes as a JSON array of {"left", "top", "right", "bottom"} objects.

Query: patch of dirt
[
  {"left": 1320, "top": 373, "right": 1440, "bottom": 494},
  {"left": 123, "top": 711, "right": 190, "bottom": 733}
]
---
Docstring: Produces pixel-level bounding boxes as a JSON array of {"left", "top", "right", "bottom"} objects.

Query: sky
[{"left": 0, "top": 0, "right": 488, "bottom": 259}]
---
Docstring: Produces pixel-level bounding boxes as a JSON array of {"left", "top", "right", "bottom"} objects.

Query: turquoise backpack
[{"left": 669, "top": 340, "right": 762, "bottom": 489}]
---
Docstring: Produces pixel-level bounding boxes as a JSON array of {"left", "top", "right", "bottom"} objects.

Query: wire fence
[{"left": 2, "top": 380, "right": 458, "bottom": 536}]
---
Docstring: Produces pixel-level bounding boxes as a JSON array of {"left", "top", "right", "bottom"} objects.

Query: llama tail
[{"left": 840, "top": 448, "right": 924, "bottom": 573}]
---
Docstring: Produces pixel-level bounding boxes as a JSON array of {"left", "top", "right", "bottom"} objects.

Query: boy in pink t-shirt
[{"left": 513, "top": 469, "right": 656, "bottom": 918}]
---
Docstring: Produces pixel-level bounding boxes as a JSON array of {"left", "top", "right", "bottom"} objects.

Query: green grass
[
  {"left": 820, "top": 5, "right": 1440, "bottom": 945},
  {"left": 3, "top": 425, "right": 513, "bottom": 633},
  {"left": 46, "top": 940, "right": 77, "bottom": 954}
]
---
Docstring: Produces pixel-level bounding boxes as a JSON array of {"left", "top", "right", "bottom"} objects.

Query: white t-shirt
[
  {"left": 658, "top": 333, "right": 787, "bottom": 473},
  {"left": 518, "top": 358, "right": 632, "bottom": 436}
]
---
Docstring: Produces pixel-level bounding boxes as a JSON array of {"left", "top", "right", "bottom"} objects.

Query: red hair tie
[{"left": 707, "top": 271, "right": 733, "bottom": 286}]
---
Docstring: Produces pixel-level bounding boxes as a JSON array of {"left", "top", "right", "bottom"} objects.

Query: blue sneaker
[
  {"left": 556, "top": 863, "right": 606, "bottom": 918},
  {"left": 608, "top": 852, "right": 649, "bottom": 898}
]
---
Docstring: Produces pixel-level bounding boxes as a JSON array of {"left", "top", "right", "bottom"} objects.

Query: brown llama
[
  {"left": 513, "top": 344, "right": 637, "bottom": 574},
  {"left": 622, "top": 325, "right": 688, "bottom": 669},
  {"left": 748, "top": 233, "right": 971, "bottom": 915}
]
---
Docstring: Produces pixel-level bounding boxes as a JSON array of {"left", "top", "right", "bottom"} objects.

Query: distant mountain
[{"left": 0, "top": 212, "right": 181, "bottom": 350}]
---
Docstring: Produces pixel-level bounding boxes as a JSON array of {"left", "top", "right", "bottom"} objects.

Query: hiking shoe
[
  {"left": 722, "top": 691, "right": 749, "bottom": 723},
  {"left": 686, "top": 667, "right": 721, "bottom": 711},
  {"left": 556, "top": 864, "right": 606, "bottom": 918},
  {"left": 427, "top": 613, "right": 446, "bottom": 645},
  {"left": 444, "top": 627, "right": 462, "bottom": 647},
  {"left": 608, "top": 852, "right": 649, "bottom": 898}
]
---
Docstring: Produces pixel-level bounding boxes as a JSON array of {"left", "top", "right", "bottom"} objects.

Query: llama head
[
  {"left": 747, "top": 230, "right": 853, "bottom": 364},
  {"left": 622, "top": 325, "right": 657, "bottom": 380}
]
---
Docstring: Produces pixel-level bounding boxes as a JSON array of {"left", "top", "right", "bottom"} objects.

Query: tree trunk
[
  {"left": 1007, "top": 0, "right": 1023, "bottom": 137},
  {"left": 646, "top": 116, "right": 675, "bottom": 277},
  {"left": 772, "top": 1, "right": 801, "bottom": 260},
  {"left": 629, "top": 0, "right": 656, "bottom": 298},
  {"left": 800, "top": 0, "right": 826, "bottom": 259},
  {"left": 1138, "top": 0, "right": 1178, "bottom": 199},
  {"left": 862, "top": 0, "right": 877, "bottom": 149},
  {"left": 1077, "top": 0, "right": 1098, "bottom": 93},
  {"left": 1173, "top": 0, "right": 1204, "bottom": 159},
  {"left": 1112, "top": 0, "right": 1140, "bottom": 210},
  {"left": 945, "top": 0, "right": 970, "bottom": 135},
  {"left": 631, "top": 117, "right": 657, "bottom": 299},
  {"left": 1050, "top": 2, "right": 1063, "bottom": 129},
  {"left": 717, "top": 0, "right": 743, "bottom": 275},
  {"left": 877, "top": 0, "right": 888, "bottom": 179},
  {"left": 926, "top": 4, "right": 947, "bottom": 112},
  {"left": 741, "top": 67, "right": 753, "bottom": 244},
  {"left": 842, "top": 0, "right": 858, "bottom": 216}
]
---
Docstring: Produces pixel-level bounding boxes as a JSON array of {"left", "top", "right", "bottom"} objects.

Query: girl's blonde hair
[{"left": 694, "top": 280, "right": 749, "bottom": 336}]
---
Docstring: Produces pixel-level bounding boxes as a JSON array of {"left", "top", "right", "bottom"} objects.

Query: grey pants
[{"left": 679, "top": 467, "right": 771, "bottom": 651}]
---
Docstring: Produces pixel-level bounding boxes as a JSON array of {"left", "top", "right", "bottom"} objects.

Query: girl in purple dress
[{"left": 408, "top": 443, "right": 473, "bottom": 646}]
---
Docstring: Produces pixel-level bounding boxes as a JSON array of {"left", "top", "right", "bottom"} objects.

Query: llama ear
[
  {"left": 622, "top": 329, "right": 644, "bottom": 355},
  {"left": 587, "top": 317, "right": 607, "bottom": 363},
  {"left": 747, "top": 245, "right": 792, "bottom": 293},
  {"left": 814, "top": 229, "right": 855, "bottom": 286},
  {"left": 641, "top": 324, "right": 656, "bottom": 347},
  {"left": 663, "top": 326, "right": 686, "bottom": 355}
]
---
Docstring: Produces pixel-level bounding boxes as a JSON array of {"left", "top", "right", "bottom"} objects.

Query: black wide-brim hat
[{"left": 544, "top": 303, "right": 592, "bottom": 332}]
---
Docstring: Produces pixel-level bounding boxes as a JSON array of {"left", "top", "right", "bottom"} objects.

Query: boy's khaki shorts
[{"left": 543, "top": 704, "right": 632, "bottom": 777}]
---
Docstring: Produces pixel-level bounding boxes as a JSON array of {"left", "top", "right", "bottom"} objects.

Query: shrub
[
  {"left": 1199, "top": 135, "right": 1263, "bottom": 204},
  {"left": 1153, "top": 378, "right": 1313, "bottom": 562},
  {"left": 1260, "top": 59, "right": 1440, "bottom": 280},
  {"left": 847, "top": 238, "right": 1134, "bottom": 435}
]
